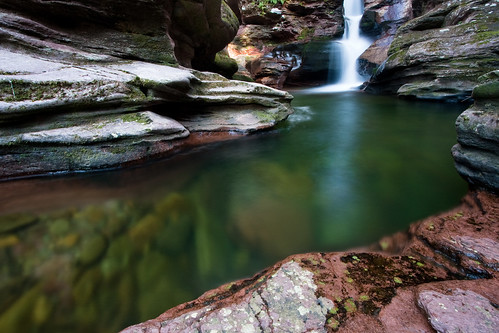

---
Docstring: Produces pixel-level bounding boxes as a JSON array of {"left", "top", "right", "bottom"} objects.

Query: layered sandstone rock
[
  {"left": 0, "top": 2, "right": 293, "bottom": 179},
  {"left": 228, "top": 0, "right": 344, "bottom": 88},
  {"left": 365, "top": 0, "right": 499, "bottom": 101},
  {"left": 452, "top": 70, "right": 499, "bottom": 193}
]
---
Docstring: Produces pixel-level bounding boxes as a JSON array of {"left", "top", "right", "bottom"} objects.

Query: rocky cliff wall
[
  {"left": 0, "top": 0, "right": 239, "bottom": 69},
  {"left": 0, "top": 1, "right": 294, "bottom": 179},
  {"left": 452, "top": 70, "right": 499, "bottom": 194},
  {"left": 365, "top": 0, "right": 499, "bottom": 101},
  {"left": 228, "top": 0, "right": 344, "bottom": 88}
]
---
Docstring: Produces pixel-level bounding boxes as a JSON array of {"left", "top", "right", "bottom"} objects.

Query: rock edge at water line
[{"left": 122, "top": 190, "right": 499, "bottom": 332}]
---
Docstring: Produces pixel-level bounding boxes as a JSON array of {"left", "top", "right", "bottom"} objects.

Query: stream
[{"left": 0, "top": 91, "right": 468, "bottom": 332}]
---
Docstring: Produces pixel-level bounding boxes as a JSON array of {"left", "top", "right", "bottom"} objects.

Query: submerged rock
[{"left": 122, "top": 190, "right": 499, "bottom": 332}]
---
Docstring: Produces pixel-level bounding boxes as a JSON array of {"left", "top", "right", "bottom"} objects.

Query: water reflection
[{"left": 0, "top": 92, "right": 468, "bottom": 332}]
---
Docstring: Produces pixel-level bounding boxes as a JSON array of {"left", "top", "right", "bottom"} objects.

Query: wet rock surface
[
  {"left": 418, "top": 288, "right": 499, "bottom": 333},
  {"left": 122, "top": 190, "right": 499, "bottom": 332},
  {"left": 358, "top": 0, "right": 414, "bottom": 74},
  {"left": 228, "top": 0, "right": 344, "bottom": 88}
]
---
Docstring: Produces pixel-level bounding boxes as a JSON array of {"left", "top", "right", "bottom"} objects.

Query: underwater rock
[{"left": 122, "top": 190, "right": 499, "bottom": 332}]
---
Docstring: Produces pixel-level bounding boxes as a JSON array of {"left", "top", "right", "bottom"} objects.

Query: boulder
[
  {"left": 365, "top": 0, "right": 499, "bottom": 101},
  {"left": 122, "top": 190, "right": 499, "bottom": 332}
]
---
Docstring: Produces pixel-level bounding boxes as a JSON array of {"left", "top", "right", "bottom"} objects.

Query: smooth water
[{"left": 0, "top": 92, "right": 467, "bottom": 332}]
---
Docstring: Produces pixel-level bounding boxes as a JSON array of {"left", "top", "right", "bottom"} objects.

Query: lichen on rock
[{"left": 122, "top": 261, "right": 335, "bottom": 333}]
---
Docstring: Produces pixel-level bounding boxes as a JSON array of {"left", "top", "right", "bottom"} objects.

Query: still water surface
[{"left": 0, "top": 91, "right": 467, "bottom": 332}]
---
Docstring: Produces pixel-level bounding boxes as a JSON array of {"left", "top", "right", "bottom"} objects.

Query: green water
[{"left": 0, "top": 91, "right": 467, "bottom": 332}]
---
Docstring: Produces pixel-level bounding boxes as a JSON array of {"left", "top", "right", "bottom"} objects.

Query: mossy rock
[
  {"left": 232, "top": 73, "right": 254, "bottom": 82},
  {"left": 473, "top": 71, "right": 499, "bottom": 99},
  {"left": 473, "top": 81, "right": 499, "bottom": 99},
  {"left": 213, "top": 52, "right": 239, "bottom": 79}
]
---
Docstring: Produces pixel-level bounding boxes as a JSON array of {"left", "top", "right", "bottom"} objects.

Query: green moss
[
  {"left": 393, "top": 276, "right": 403, "bottom": 284},
  {"left": 121, "top": 113, "right": 152, "bottom": 125},
  {"left": 1, "top": 80, "right": 74, "bottom": 102},
  {"left": 213, "top": 52, "right": 238, "bottom": 79},
  {"left": 327, "top": 318, "right": 340, "bottom": 330},
  {"left": 232, "top": 73, "right": 254, "bottom": 82},
  {"left": 298, "top": 27, "right": 315, "bottom": 41},
  {"left": 344, "top": 298, "right": 357, "bottom": 313},
  {"left": 473, "top": 81, "right": 499, "bottom": 99},
  {"left": 473, "top": 30, "right": 499, "bottom": 45},
  {"left": 255, "top": 111, "right": 276, "bottom": 123},
  {"left": 109, "top": 146, "right": 130, "bottom": 155},
  {"left": 329, "top": 307, "right": 339, "bottom": 315}
]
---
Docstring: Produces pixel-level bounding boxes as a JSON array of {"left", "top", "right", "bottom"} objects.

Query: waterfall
[{"left": 314, "top": 0, "right": 371, "bottom": 92}]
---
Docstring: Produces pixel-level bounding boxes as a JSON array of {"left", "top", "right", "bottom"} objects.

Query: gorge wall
[
  {"left": 0, "top": 0, "right": 240, "bottom": 68},
  {"left": 0, "top": 0, "right": 293, "bottom": 179},
  {"left": 231, "top": 0, "right": 498, "bottom": 99},
  {"left": 365, "top": 0, "right": 499, "bottom": 101},
  {"left": 120, "top": 1, "right": 499, "bottom": 332}
]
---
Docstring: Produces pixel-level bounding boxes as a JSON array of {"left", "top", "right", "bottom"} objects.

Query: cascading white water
[
  {"left": 338, "top": 0, "right": 371, "bottom": 85},
  {"left": 314, "top": 0, "right": 372, "bottom": 92}
]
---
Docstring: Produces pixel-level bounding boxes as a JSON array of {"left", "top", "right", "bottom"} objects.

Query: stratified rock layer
[
  {"left": 122, "top": 190, "right": 499, "bottom": 332},
  {"left": 228, "top": 0, "right": 344, "bottom": 88},
  {"left": 0, "top": 3, "right": 293, "bottom": 179},
  {"left": 366, "top": 0, "right": 499, "bottom": 101},
  {"left": 452, "top": 70, "right": 499, "bottom": 193}
]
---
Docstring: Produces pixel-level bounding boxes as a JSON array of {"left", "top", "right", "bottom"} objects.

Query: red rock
[{"left": 122, "top": 190, "right": 499, "bottom": 332}]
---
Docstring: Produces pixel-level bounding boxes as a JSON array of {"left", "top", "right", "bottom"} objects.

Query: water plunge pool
[{"left": 0, "top": 91, "right": 468, "bottom": 332}]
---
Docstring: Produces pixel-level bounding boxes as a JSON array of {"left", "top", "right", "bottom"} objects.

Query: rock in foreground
[{"left": 122, "top": 190, "right": 499, "bottom": 332}]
